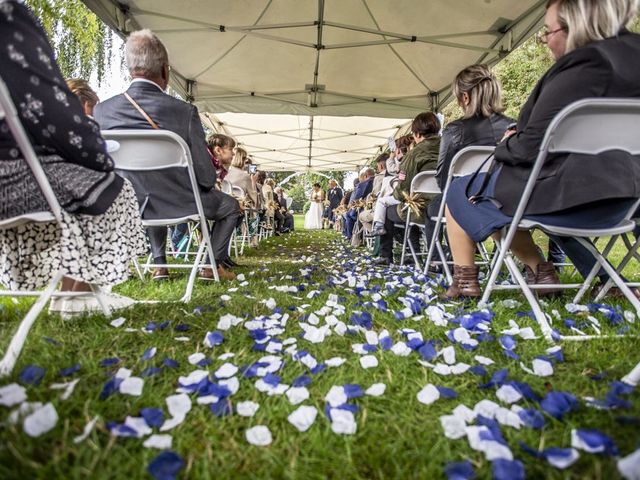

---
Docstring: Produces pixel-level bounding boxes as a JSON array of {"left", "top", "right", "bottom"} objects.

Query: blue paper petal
[
  {"left": 58, "top": 363, "right": 81, "bottom": 377},
  {"left": 436, "top": 386, "right": 458, "bottom": 399},
  {"left": 210, "top": 399, "right": 233, "bottom": 418},
  {"left": 540, "top": 391, "right": 578, "bottom": 420},
  {"left": 574, "top": 429, "right": 619, "bottom": 456},
  {"left": 263, "top": 373, "right": 281, "bottom": 386},
  {"left": 492, "top": 459, "right": 525, "bottom": 480},
  {"left": 518, "top": 408, "right": 546, "bottom": 429},
  {"left": 343, "top": 384, "right": 364, "bottom": 399},
  {"left": 205, "top": 331, "right": 225, "bottom": 346},
  {"left": 163, "top": 358, "right": 179, "bottom": 369},
  {"left": 100, "top": 377, "right": 123, "bottom": 400},
  {"left": 141, "top": 347, "right": 157, "bottom": 361},
  {"left": 141, "top": 367, "right": 163, "bottom": 377},
  {"left": 141, "top": 408, "right": 165, "bottom": 428},
  {"left": 292, "top": 375, "right": 312, "bottom": 387},
  {"left": 310, "top": 363, "right": 327, "bottom": 375},
  {"left": 418, "top": 341, "right": 438, "bottom": 361},
  {"left": 99, "top": 357, "right": 120, "bottom": 367},
  {"left": 19, "top": 365, "right": 46, "bottom": 386},
  {"left": 444, "top": 460, "right": 475, "bottom": 480},
  {"left": 147, "top": 451, "right": 185, "bottom": 480}
]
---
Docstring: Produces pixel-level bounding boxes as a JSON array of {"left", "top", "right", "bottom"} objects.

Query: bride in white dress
[{"left": 304, "top": 183, "right": 325, "bottom": 229}]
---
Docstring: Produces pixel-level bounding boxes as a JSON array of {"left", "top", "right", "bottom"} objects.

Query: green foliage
[{"left": 25, "top": 0, "right": 114, "bottom": 83}]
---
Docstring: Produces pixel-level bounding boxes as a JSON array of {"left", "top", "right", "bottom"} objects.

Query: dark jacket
[
  {"left": 393, "top": 135, "right": 440, "bottom": 201},
  {"left": 351, "top": 177, "right": 373, "bottom": 203},
  {"left": 436, "top": 113, "right": 513, "bottom": 190},
  {"left": 94, "top": 81, "right": 218, "bottom": 220},
  {"left": 495, "top": 30, "right": 640, "bottom": 216},
  {"left": 0, "top": 1, "right": 122, "bottom": 219},
  {"left": 327, "top": 187, "right": 343, "bottom": 210}
]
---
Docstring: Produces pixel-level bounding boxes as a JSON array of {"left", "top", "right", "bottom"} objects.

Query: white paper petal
[
  {"left": 73, "top": 416, "right": 99, "bottom": 444},
  {"left": 50, "top": 379, "right": 80, "bottom": 401},
  {"left": 325, "top": 386, "right": 348, "bottom": 407},
  {"left": 23, "top": 403, "right": 58, "bottom": 437},
  {"left": 179, "top": 370, "right": 209, "bottom": 387},
  {"left": 417, "top": 384, "right": 440, "bottom": 405},
  {"left": 236, "top": 401, "right": 260, "bottom": 417},
  {"left": 219, "top": 377, "right": 240, "bottom": 395},
  {"left": 618, "top": 448, "right": 640, "bottom": 480},
  {"left": 110, "top": 317, "right": 126, "bottom": 328},
  {"left": 215, "top": 362, "right": 238, "bottom": 379},
  {"left": 286, "top": 387, "right": 310, "bottom": 405},
  {"left": 547, "top": 448, "right": 580, "bottom": 469},
  {"left": 474, "top": 399, "right": 501, "bottom": 419},
  {"left": 391, "top": 342, "right": 412, "bottom": 357},
  {"left": 246, "top": 425, "right": 273, "bottom": 446},
  {"left": 325, "top": 357, "right": 347, "bottom": 367},
  {"left": 474, "top": 355, "right": 495, "bottom": 366},
  {"left": 440, "top": 414, "right": 467, "bottom": 439},
  {"left": 365, "top": 383, "right": 386, "bottom": 396},
  {"left": 0, "top": 383, "right": 27, "bottom": 407},
  {"left": 188, "top": 353, "right": 206, "bottom": 365},
  {"left": 496, "top": 385, "right": 523, "bottom": 404},
  {"left": 143, "top": 434, "right": 173, "bottom": 450},
  {"left": 115, "top": 368, "right": 132, "bottom": 380},
  {"left": 287, "top": 405, "right": 318, "bottom": 432},
  {"left": 166, "top": 393, "right": 192, "bottom": 418},
  {"left": 119, "top": 377, "right": 144, "bottom": 396},
  {"left": 532, "top": 358, "right": 554, "bottom": 377},
  {"left": 453, "top": 404, "right": 477, "bottom": 423},
  {"left": 440, "top": 346, "right": 456, "bottom": 365},
  {"left": 359, "top": 355, "right": 378, "bottom": 369},
  {"left": 330, "top": 409, "right": 357, "bottom": 435},
  {"left": 123, "top": 416, "right": 152, "bottom": 437}
]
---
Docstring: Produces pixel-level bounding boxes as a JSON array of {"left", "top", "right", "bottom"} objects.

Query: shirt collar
[{"left": 129, "top": 78, "right": 164, "bottom": 92}]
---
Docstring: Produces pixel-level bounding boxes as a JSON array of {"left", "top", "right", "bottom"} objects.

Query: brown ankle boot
[
  {"left": 444, "top": 265, "right": 481, "bottom": 299},
  {"left": 532, "top": 261, "right": 562, "bottom": 297}
]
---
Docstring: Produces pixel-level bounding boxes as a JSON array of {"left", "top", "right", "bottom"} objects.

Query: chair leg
[
  {"left": 181, "top": 241, "right": 206, "bottom": 303},
  {"left": 0, "top": 270, "right": 64, "bottom": 377},
  {"left": 89, "top": 284, "right": 111, "bottom": 316},
  {"left": 399, "top": 212, "right": 410, "bottom": 266}
]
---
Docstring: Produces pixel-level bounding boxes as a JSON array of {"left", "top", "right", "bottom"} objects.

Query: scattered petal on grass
[
  {"left": 141, "top": 408, "right": 164, "bottom": 428},
  {"left": 0, "top": 383, "right": 27, "bottom": 407},
  {"left": 119, "top": 377, "right": 144, "bottom": 396},
  {"left": 288, "top": 405, "right": 318, "bottom": 432},
  {"left": 147, "top": 451, "right": 184, "bottom": 480},
  {"left": 492, "top": 459, "right": 525, "bottom": 480},
  {"left": 73, "top": 416, "right": 99, "bottom": 444},
  {"left": 571, "top": 429, "right": 619, "bottom": 455},
  {"left": 19, "top": 365, "right": 46, "bottom": 386},
  {"left": 214, "top": 363, "right": 238, "bottom": 379},
  {"left": 286, "top": 387, "right": 310, "bottom": 405},
  {"left": 496, "top": 385, "right": 523, "bottom": 404},
  {"left": 365, "top": 383, "right": 386, "bottom": 396},
  {"left": 532, "top": 358, "right": 554, "bottom": 377},
  {"left": 141, "top": 347, "right": 157, "bottom": 361},
  {"left": 444, "top": 460, "right": 475, "bottom": 480},
  {"left": 545, "top": 447, "right": 580, "bottom": 469},
  {"left": 188, "top": 353, "right": 206, "bottom": 365},
  {"left": 110, "top": 317, "right": 126, "bottom": 328},
  {"left": 204, "top": 331, "right": 224, "bottom": 348},
  {"left": 330, "top": 408, "right": 357, "bottom": 435},
  {"left": 58, "top": 364, "right": 81, "bottom": 377},
  {"left": 236, "top": 401, "right": 260, "bottom": 417},
  {"left": 144, "top": 434, "right": 173, "bottom": 450},
  {"left": 440, "top": 415, "right": 467, "bottom": 440},
  {"left": 359, "top": 355, "right": 378, "bottom": 369},
  {"left": 50, "top": 379, "right": 79, "bottom": 400},
  {"left": 618, "top": 447, "right": 640, "bottom": 480},
  {"left": 23, "top": 403, "right": 58, "bottom": 437},
  {"left": 325, "top": 357, "right": 346, "bottom": 367},
  {"left": 417, "top": 384, "right": 440, "bottom": 405},
  {"left": 325, "top": 386, "right": 348, "bottom": 407},
  {"left": 246, "top": 425, "right": 273, "bottom": 446}
]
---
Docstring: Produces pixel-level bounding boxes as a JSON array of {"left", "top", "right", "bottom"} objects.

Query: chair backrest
[
  {"left": 450, "top": 146, "right": 496, "bottom": 178},
  {"left": 100, "top": 129, "right": 191, "bottom": 170},
  {"left": 231, "top": 185, "right": 245, "bottom": 198},
  {"left": 544, "top": 98, "right": 640, "bottom": 155},
  {"left": 286, "top": 196, "right": 293, "bottom": 209},
  {"left": 410, "top": 170, "right": 439, "bottom": 195},
  {"left": 0, "top": 76, "right": 60, "bottom": 227}
]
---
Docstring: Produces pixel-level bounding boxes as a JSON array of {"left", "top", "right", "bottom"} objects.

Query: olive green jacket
[{"left": 392, "top": 135, "right": 441, "bottom": 201}]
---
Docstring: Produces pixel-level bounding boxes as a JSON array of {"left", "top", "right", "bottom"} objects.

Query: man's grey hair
[
  {"left": 362, "top": 167, "right": 375, "bottom": 178},
  {"left": 125, "top": 29, "right": 169, "bottom": 77}
]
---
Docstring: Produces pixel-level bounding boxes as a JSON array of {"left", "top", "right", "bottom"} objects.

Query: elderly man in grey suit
[{"left": 95, "top": 29, "right": 240, "bottom": 281}]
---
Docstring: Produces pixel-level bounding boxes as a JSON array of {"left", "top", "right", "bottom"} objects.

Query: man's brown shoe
[
  {"left": 591, "top": 281, "right": 640, "bottom": 301},
  {"left": 152, "top": 267, "right": 169, "bottom": 281},
  {"left": 528, "top": 261, "right": 562, "bottom": 298},
  {"left": 199, "top": 266, "right": 236, "bottom": 281}
]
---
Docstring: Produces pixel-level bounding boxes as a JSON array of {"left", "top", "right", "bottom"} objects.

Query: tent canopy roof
[{"left": 82, "top": 0, "right": 545, "bottom": 170}]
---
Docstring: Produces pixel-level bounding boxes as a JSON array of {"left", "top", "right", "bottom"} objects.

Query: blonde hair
[
  {"left": 548, "top": 0, "right": 639, "bottom": 54},
  {"left": 231, "top": 147, "right": 248, "bottom": 168},
  {"left": 125, "top": 29, "right": 169, "bottom": 77},
  {"left": 66, "top": 78, "right": 99, "bottom": 106},
  {"left": 452, "top": 64, "right": 504, "bottom": 119},
  {"left": 264, "top": 178, "right": 275, "bottom": 187}
]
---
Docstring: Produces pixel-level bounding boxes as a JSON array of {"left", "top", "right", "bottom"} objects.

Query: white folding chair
[
  {"left": 229, "top": 185, "right": 248, "bottom": 256},
  {"left": 397, "top": 170, "right": 440, "bottom": 270},
  {"left": 423, "top": 146, "right": 497, "bottom": 282},
  {"left": 481, "top": 98, "right": 640, "bottom": 342},
  {"left": 0, "top": 77, "right": 110, "bottom": 376},
  {"left": 101, "top": 129, "right": 220, "bottom": 301}
]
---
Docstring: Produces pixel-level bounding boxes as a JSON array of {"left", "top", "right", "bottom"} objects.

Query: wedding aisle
[{"left": 1, "top": 230, "right": 639, "bottom": 479}]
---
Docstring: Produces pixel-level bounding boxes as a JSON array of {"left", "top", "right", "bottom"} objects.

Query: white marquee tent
[{"left": 81, "top": 0, "right": 546, "bottom": 171}]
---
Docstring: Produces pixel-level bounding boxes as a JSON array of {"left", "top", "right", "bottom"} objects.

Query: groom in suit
[
  {"left": 325, "top": 179, "right": 343, "bottom": 228},
  {"left": 94, "top": 29, "right": 240, "bottom": 280}
]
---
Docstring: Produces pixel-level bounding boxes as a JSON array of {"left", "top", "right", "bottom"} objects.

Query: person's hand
[{"left": 500, "top": 127, "right": 516, "bottom": 143}]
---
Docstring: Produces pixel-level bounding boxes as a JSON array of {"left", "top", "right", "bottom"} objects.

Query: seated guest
[
  {"left": 0, "top": 1, "right": 146, "bottom": 315},
  {"left": 386, "top": 135, "right": 414, "bottom": 175},
  {"left": 262, "top": 178, "right": 277, "bottom": 232},
  {"left": 344, "top": 168, "right": 375, "bottom": 239},
  {"left": 358, "top": 155, "right": 388, "bottom": 237},
  {"left": 94, "top": 29, "right": 241, "bottom": 281},
  {"left": 66, "top": 78, "right": 100, "bottom": 117},
  {"left": 275, "top": 186, "right": 294, "bottom": 232},
  {"left": 225, "top": 146, "right": 261, "bottom": 245},
  {"left": 443, "top": 0, "right": 640, "bottom": 299},
  {"left": 324, "top": 179, "right": 343, "bottom": 228},
  {"left": 375, "top": 112, "right": 441, "bottom": 265},
  {"left": 207, "top": 133, "right": 235, "bottom": 184}
]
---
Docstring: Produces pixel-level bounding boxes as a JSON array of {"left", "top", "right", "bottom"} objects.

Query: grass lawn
[{"left": 1, "top": 226, "right": 639, "bottom": 479}]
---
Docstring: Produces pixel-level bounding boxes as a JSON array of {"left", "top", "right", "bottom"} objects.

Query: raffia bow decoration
[
  {"left": 349, "top": 199, "right": 366, "bottom": 210},
  {"left": 267, "top": 200, "right": 279, "bottom": 211},
  {"left": 401, "top": 191, "right": 427, "bottom": 217},
  {"left": 333, "top": 205, "right": 347, "bottom": 216}
]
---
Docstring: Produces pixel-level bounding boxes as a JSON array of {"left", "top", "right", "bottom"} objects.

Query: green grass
[{"left": 1, "top": 226, "right": 639, "bottom": 479}]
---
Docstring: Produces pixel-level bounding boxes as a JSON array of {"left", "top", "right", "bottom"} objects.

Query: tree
[{"left": 25, "top": 0, "right": 114, "bottom": 83}]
